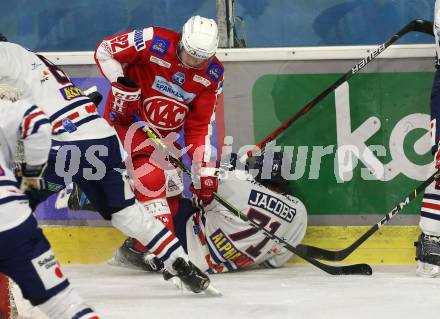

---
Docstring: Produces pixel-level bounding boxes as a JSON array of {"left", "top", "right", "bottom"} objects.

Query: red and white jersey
[
  {"left": 185, "top": 171, "right": 308, "bottom": 273},
  {"left": 0, "top": 42, "right": 115, "bottom": 142},
  {"left": 95, "top": 27, "right": 224, "bottom": 161}
]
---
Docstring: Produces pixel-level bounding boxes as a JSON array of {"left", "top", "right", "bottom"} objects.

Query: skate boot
[
  {"left": 415, "top": 233, "right": 440, "bottom": 277},
  {"left": 109, "top": 238, "right": 163, "bottom": 272},
  {"left": 163, "top": 257, "right": 210, "bottom": 293}
]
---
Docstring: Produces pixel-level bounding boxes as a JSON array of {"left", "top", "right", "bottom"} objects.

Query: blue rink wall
[{"left": 0, "top": 0, "right": 435, "bottom": 50}]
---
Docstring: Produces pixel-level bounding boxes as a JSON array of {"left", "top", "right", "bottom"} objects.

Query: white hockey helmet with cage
[{"left": 181, "top": 15, "right": 219, "bottom": 60}]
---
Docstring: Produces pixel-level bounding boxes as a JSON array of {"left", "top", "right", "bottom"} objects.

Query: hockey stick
[
  {"left": 240, "top": 19, "right": 434, "bottom": 163},
  {"left": 296, "top": 169, "right": 440, "bottom": 261},
  {"left": 132, "top": 113, "right": 372, "bottom": 275}
]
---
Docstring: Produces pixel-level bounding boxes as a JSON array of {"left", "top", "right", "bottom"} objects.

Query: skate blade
[
  {"left": 204, "top": 283, "right": 222, "bottom": 297},
  {"left": 416, "top": 261, "right": 440, "bottom": 278},
  {"left": 168, "top": 277, "right": 222, "bottom": 296},
  {"left": 107, "top": 256, "right": 145, "bottom": 271}
]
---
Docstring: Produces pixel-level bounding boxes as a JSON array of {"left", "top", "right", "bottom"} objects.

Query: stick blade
[
  {"left": 413, "top": 19, "right": 434, "bottom": 36},
  {"left": 337, "top": 263, "right": 373, "bottom": 276}
]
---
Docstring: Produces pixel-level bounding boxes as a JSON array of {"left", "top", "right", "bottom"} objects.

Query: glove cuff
[{"left": 111, "top": 82, "right": 141, "bottom": 99}]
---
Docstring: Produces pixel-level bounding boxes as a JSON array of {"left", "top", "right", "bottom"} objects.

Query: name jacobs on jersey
[{"left": 248, "top": 190, "right": 296, "bottom": 223}]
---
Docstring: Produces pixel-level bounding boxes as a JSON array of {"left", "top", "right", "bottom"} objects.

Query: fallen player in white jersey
[{"left": 65, "top": 152, "right": 308, "bottom": 273}]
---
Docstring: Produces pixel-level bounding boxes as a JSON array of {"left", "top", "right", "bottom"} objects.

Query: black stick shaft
[{"left": 297, "top": 169, "right": 440, "bottom": 261}]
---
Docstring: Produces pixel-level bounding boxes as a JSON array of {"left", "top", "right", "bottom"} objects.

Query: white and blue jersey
[
  {"left": 0, "top": 42, "right": 115, "bottom": 142},
  {"left": 0, "top": 97, "right": 51, "bottom": 231},
  {"left": 183, "top": 171, "right": 308, "bottom": 273}
]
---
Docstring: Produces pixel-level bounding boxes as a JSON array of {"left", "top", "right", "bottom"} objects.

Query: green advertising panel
[{"left": 253, "top": 72, "right": 435, "bottom": 215}]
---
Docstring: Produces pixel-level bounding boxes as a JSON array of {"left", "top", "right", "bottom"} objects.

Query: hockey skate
[
  {"left": 415, "top": 233, "right": 440, "bottom": 277},
  {"left": 108, "top": 238, "right": 164, "bottom": 272},
  {"left": 163, "top": 257, "right": 220, "bottom": 295}
]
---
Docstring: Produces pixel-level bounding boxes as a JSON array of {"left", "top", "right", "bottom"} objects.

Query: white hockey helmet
[{"left": 181, "top": 15, "right": 219, "bottom": 60}]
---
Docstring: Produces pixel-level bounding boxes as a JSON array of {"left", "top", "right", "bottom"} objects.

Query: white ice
[{"left": 18, "top": 264, "right": 440, "bottom": 319}]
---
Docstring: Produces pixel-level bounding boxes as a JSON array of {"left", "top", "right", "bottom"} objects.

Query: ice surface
[{"left": 44, "top": 264, "right": 440, "bottom": 319}]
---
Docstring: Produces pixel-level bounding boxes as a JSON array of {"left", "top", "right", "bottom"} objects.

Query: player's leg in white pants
[{"left": 111, "top": 200, "right": 188, "bottom": 271}]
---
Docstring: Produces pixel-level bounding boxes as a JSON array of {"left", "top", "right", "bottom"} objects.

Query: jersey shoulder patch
[
  {"left": 206, "top": 61, "right": 224, "bottom": 82},
  {"left": 149, "top": 35, "right": 170, "bottom": 56}
]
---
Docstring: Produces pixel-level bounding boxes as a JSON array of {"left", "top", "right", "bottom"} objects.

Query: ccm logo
[{"left": 114, "top": 92, "right": 140, "bottom": 101}]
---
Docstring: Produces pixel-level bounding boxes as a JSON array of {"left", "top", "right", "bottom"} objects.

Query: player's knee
[{"left": 110, "top": 202, "right": 158, "bottom": 244}]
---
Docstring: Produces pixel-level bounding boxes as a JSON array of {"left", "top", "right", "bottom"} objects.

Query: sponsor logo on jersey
[
  {"left": 133, "top": 29, "right": 145, "bottom": 51},
  {"left": 152, "top": 76, "right": 195, "bottom": 103},
  {"left": 209, "top": 228, "right": 253, "bottom": 267},
  {"left": 59, "top": 85, "right": 84, "bottom": 101},
  {"left": 149, "top": 36, "right": 170, "bottom": 56},
  {"left": 31, "top": 250, "right": 66, "bottom": 290},
  {"left": 47, "top": 182, "right": 65, "bottom": 192},
  {"left": 216, "top": 79, "right": 224, "bottom": 94},
  {"left": 248, "top": 190, "right": 296, "bottom": 223},
  {"left": 40, "top": 69, "right": 50, "bottom": 83},
  {"left": 31, "top": 62, "right": 42, "bottom": 70},
  {"left": 193, "top": 74, "right": 211, "bottom": 87},
  {"left": 142, "top": 96, "right": 189, "bottom": 130},
  {"left": 172, "top": 72, "right": 185, "bottom": 85},
  {"left": 207, "top": 62, "right": 223, "bottom": 82},
  {"left": 62, "top": 118, "right": 78, "bottom": 133},
  {"left": 149, "top": 56, "right": 171, "bottom": 68}
]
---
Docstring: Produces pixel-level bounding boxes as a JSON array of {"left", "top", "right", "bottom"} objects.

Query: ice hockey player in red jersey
[
  {"left": 95, "top": 15, "right": 223, "bottom": 291},
  {"left": 95, "top": 15, "right": 223, "bottom": 244}
]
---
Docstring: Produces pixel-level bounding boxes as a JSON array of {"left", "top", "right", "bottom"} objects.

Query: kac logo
[{"left": 142, "top": 96, "right": 189, "bottom": 130}]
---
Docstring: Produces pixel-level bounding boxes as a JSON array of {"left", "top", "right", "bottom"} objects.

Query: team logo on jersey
[
  {"left": 149, "top": 56, "right": 171, "bottom": 68},
  {"left": 149, "top": 36, "right": 170, "bottom": 56},
  {"left": 152, "top": 76, "right": 195, "bottom": 103},
  {"left": 209, "top": 228, "right": 253, "bottom": 267},
  {"left": 193, "top": 74, "right": 211, "bottom": 87},
  {"left": 142, "top": 96, "right": 189, "bottom": 130},
  {"left": 207, "top": 62, "right": 223, "bottom": 82},
  {"left": 172, "top": 72, "right": 185, "bottom": 85},
  {"left": 133, "top": 29, "right": 146, "bottom": 51},
  {"left": 248, "top": 190, "right": 296, "bottom": 223},
  {"left": 60, "top": 85, "right": 84, "bottom": 101}
]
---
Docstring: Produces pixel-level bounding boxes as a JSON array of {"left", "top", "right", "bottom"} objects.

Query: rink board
[{"left": 42, "top": 225, "right": 420, "bottom": 265}]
